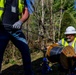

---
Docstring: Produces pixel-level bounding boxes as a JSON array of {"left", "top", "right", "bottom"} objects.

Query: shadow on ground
[{"left": 2, "top": 57, "right": 68, "bottom": 75}]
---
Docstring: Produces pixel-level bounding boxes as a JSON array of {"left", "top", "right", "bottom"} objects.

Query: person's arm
[
  {"left": 57, "top": 40, "right": 62, "bottom": 46},
  {"left": 12, "top": 7, "right": 29, "bottom": 29},
  {"left": 20, "top": 7, "right": 29, "bottom": 22}
]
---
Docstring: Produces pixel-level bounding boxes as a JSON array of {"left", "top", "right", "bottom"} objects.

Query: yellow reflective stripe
[
  {"left": 72, "top": 38, "right": 76, "bottom": 48},
  {"left": 0, "top": 0, "right": 5, "bottom": 20},
  {"left": 18, "top": 0, "right": 24, "bottom": 19},
  {"left": 0, "top": 7, "right": 4, "bottom": 18},
  {"left": 64, "top": 42, "right": 68, "bottom": 46},
  {"left": 62, "top": 38, "right": 64, "bottom": 46},
  {"left": 0, "top": 0, "right": 5, "bottom": 7},
  {"left": 0, "top": 10, "right": 3, "bottom": 20},
  {"left": 62, "top": 38, "right": 68, "bottom": 47}
]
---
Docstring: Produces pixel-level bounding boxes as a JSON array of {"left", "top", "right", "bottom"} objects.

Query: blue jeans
[{"left": 0, "top": 27, "right": 33, "bottom": 75}]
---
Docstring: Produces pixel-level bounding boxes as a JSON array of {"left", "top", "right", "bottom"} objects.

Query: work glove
[{"left": 12, "top": 20, "right": 23, "bottom": 29}]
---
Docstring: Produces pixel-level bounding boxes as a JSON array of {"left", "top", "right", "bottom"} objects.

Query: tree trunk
[
  {"left": 50, "top": 0, "right": 53, "bottom": 41},
  {"left": 41, "top": 0, "right": 45, "bottom": 49},
  {"left": 58, "top": 0, "right": 63, "bottom": 41}
]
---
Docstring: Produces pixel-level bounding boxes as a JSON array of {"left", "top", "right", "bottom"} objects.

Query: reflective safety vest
[
  {"left": 61, "top": 38, "right": 76, "bottom": 48},
  {"left": 0, "top": 0, "right": 25, "bottom": 21}
]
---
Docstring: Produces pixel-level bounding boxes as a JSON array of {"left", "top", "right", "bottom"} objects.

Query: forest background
[{"left": 2, "top": 0, "right": 76, "bottom": 68}]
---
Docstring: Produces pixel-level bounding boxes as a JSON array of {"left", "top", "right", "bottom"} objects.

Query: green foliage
[
  {"left": 53, "top": 0, "right": 61, "bottom": 13},
  {"left": 61, "top": 11, "right": 76, "bottom": 38},
  {"left": 3, "top": 0, "right": 76, "bottom": 65},
  {"left": 9, "top": 59, "right": 16, "bottom": 64}
]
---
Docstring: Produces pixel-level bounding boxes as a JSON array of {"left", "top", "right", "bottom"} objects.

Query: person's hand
[{"left": 12, "top": 20, "right": 23, "bottom": 29}]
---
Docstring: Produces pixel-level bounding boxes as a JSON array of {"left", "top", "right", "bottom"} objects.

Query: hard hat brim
[{"left": 64, "top": 31, "right": 76, "bottom": 34}]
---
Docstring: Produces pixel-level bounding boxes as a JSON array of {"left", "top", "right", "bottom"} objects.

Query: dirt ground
[{"left": 1, "top": 51, "right": 74, "bottom": 75}]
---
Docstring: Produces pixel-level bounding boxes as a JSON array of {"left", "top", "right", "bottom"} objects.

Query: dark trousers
[{"left": 0, "top": 28, "right": 33, "bottom": 75}]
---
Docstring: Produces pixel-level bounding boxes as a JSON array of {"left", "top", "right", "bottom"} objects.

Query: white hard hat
[{"left": 64, "top": 26, "right": 76, "bottom": 34}]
